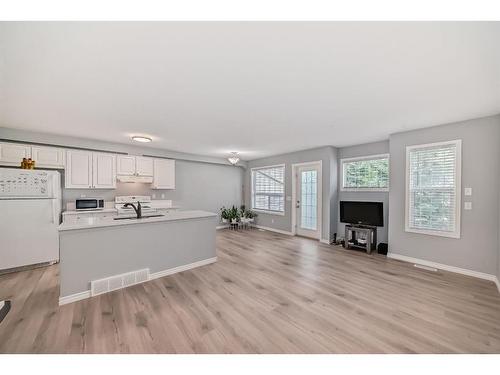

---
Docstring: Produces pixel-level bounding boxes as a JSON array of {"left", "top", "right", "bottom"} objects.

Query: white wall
[
  {"left": 337, "top": 140, "right": 389, "bottom": 245},
  {"left": 388, "top": 115, "right": 500, "bottom": 275}
]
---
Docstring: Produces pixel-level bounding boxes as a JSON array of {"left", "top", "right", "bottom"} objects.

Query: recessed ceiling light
[{"left": 131, "top": 136, "right": 152, "bottom": 143}]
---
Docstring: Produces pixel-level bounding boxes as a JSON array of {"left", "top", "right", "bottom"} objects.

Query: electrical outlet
[
  {"left": 464, "top": 187, "right": 472, "bottom": 196},
  {"left": 464, "top": 202, "right": 472, "bottom": 210}
]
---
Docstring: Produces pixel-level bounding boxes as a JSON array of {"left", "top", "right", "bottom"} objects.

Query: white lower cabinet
[
  {"left": 152, "top": 159, "right": 175, "bottom": 189},
  {"left": 65, "top": 150, "right": 116, "bottom": 189},
  {"left": 0, "top": 142, "right": 31, "bottom": 166}
]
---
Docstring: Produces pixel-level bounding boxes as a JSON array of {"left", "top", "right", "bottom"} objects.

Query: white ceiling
[{"left": 1, "top": 22, "right": 499, "bottom": 160}]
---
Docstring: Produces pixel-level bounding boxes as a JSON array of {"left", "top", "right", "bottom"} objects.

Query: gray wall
[
  {"left": 244, "top": 146, "right": 338, "bottom": 242},
  {"left": 337, "top": 140, "right": 390, "bottom": 244},
  {"left": 0, "top": 127, "right": 245, "bottom": 223},
  {"left": 388, "top": 115, "right": 500, "bottom": 275}
]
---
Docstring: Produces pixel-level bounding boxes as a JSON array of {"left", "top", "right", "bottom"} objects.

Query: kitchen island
[{"left": 58, "top": 210, "right": 218, "bottom": 305}]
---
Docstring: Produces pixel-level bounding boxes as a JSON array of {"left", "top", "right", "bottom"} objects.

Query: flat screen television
[{"left": 340, "top": 201, "right": 383, "bottom": 227}]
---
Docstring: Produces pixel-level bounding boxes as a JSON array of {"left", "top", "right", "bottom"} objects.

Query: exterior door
[{"left": 296, "top": 165, "right": 320, "bottom": 239}]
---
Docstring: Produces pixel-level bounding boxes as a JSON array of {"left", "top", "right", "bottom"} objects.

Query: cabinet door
[
  {"left": 152, "top": 159, "right": 175, "bottom": 189},
  {"left": 0, "top": 142, "right": 31, "bottom": 165},
  {"left": 65, "top": 150, "right": 92, "bottom": 189},
  {"left": 92, "top": 153, "right": 116, "bottom": 189},
  {"left": 136, "top": 157, "right": 153, "bottom": 176},
  {"left": 31, "top": 146, "right": 65, "bottom": 168},
  {"left": 117, "top": 155, "right": 136, "bottom": 175}
]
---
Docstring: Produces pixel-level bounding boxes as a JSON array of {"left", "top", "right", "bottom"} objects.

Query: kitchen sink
[{"left": 113, "top": 214, "right": 165, "bottom": 221}]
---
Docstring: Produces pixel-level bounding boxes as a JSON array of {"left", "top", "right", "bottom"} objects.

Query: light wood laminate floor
[{"left": 1, "top": 229, "right": 500, "bottom": 353}]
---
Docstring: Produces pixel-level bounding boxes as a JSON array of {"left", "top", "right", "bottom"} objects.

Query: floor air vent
[{"left": 91, "top": 268, "right": 150, "bottom": 296}]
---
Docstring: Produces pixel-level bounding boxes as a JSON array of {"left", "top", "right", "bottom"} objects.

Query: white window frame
[
  {"left": 340, "top": 153, "right": 390, "bottom": 192},
  {"left": 405, "top": 139, "right": 462, "bottom": 239},
  {"left": 251, "top": 164, "right": 286, "bottom": 216}
]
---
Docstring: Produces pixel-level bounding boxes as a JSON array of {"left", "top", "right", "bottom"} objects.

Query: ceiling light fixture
[
  {"left": 227, "top": 152, "right": 240, "bottom": 165},
  {"left": 131, "top": 136, "right": 152, "bottom": 143}
]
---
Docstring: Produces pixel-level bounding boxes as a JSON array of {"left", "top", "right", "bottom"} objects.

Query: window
[
  {"left": 405, "top": 140, "right": 461, "bottom": 238},
  {"left": 341, "top": 154, "right": 389, "bottom": 191},
  {"left": 251, "top": 165, "right": 285, "bottom": 214}
]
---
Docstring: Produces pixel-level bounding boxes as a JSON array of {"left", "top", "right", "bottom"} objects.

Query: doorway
[{"left": 292, "top": 161, "right": 322, "bottom": 240}]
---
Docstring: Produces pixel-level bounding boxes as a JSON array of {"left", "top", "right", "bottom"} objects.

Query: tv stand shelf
[{"left": 344, "top": 224, "right": 377, "bottom": 254}]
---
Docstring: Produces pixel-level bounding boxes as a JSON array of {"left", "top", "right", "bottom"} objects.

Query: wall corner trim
[{"left": 387, "top": 252, "right": 498, "bottom": 283}]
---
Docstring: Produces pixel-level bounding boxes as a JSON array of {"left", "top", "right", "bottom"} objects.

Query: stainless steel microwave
[{"left": 75, "top": 198, "right": 104, "bottom": 211}]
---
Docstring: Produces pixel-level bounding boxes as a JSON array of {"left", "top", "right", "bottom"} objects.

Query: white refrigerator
[{"left": 0, "top": 168, "right": 62, "bottom": 271}]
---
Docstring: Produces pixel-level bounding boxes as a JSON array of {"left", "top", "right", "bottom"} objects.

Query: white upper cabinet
[
  {"left": 92, "top": 153, "right": 116, "bottom": 189},
  {"left": 136, "top": 157, "right": 153, "bottom": 176},
  {"left": 66, "top": 150, "right": 116, "bottom": 189},
  {"left": 117, "top": 155, "right": 136, "bottom": 176},
  {"left": 117, "top": 155, "right": 153, "bottom": 176},
  {"left": 152, "top": 159, "right": 175, "bottom": 189},
  {"left": 65, "top": 150, "right": 92, "bottom": 189},
  {"left": 31, "top": 146, "right": 65, "bottom": 168},
  {"left": 0, "top": 142, "right": 31, "bottom": 165}
]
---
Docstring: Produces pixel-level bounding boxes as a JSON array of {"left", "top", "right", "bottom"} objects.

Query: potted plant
[
  {"left": 239, "top": 205, "right": 248, "bottom": 224},
  {"left": 244, "top": 209, "right": 257, "bottom": 223},
  {"left": 228, "top": 205, "right": 240, "bottom": 224},
  {"left": 220, "top": 206, "right": 229, "bottom": 223}
]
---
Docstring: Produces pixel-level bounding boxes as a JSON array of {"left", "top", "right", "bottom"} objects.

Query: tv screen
[{"left": 340, "top": 201, "right": 383, "bottom": 227}]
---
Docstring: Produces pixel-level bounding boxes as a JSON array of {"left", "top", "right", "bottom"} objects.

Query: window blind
[
  {"left": 252, "top": 165, "right": 285, "bottom": 213},
  {"left": 406, "top": 140, "right": 461, "bottom": 238},
  {"left": 342, "top": 156, "right": 389, "bottom": 190}
]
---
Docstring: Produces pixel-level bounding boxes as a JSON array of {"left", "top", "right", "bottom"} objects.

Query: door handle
[{"left": 296, "top": 200, "right": 300, "bottom": 208}]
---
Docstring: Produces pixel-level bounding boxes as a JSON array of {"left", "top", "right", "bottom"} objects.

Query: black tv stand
[{"left": 344, "top": 224, "right": 377, "bottom": 254}]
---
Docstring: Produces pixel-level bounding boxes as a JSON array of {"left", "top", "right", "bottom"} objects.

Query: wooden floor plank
[{"left": 1, "top": 228, "right": 499, "bottom": 353}]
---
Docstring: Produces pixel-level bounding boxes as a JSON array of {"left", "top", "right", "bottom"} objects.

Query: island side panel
[{"left": 59, "top": 216, "right": 217, "bottom": 298}]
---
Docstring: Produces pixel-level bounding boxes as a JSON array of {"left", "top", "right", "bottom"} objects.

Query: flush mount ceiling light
[
  {"left": 131, "top": 136, "right": 152, "bottom": 143},
  {"left": 227, "top": 152, "right": 240, "bottom": 165}
]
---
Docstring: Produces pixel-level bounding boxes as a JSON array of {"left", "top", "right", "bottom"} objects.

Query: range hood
[{"left": 117, "top": 175, "right": 153, "bottom": 183}]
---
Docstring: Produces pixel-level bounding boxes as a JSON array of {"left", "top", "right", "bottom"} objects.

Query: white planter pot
[{"left": 231, "top": 219, "right": 238, "bottom": 224}]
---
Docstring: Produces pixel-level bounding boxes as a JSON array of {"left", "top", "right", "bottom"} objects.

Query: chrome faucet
[{"left": 123, "top": 201, "right": 142, "bottom": 219}]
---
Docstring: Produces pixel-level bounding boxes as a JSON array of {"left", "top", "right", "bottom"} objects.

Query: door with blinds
[{"left": 295, "top": 163, "right": 321, "bottom": 239}]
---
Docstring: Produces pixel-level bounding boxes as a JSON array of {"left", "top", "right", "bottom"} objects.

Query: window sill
[
  {"left": 252, "top": 209, "right": 286, "bottom": 216},
  {"left": 341, "top": 187, "right": 389, "bottom": 192},
  {"left": 405, "top": 227, "right": 460, "bottom": 239}
]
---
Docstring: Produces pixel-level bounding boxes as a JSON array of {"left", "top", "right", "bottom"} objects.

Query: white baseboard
[
  {"left": 387, "top": 253, "right": 497, "bottom": 282},
  {"left": 255, "top": 225, "right": 293, "bottom": 236},
  {"left": 216, "top": 225, "right": 228, "bottom": 230},
  {"left": 495, "top": 277, "right": 500, "bottom": 294},
  {"left": 59, "top": 290, "right": 91, "bottom": 306},
  {"left": 320, "top": 239, "right": 333, "bottom": 245},
  {"left": 58, "top": 257, "right": 217, "bottom": 306},
  {"left": 149, "top": 257, "right": 217, "bottom": 280}
]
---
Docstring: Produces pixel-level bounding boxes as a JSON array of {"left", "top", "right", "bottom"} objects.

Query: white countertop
[{"left": 59, "top": 210, "right": 217, "bottom": 231}]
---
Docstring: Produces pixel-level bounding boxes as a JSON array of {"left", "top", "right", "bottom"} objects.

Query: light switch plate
[
  {"left": 464, "top": 187, "right": 472, "bottom": 196},
  {"left": 464, "top": 202, "right": 472, "bottom": 210}
]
